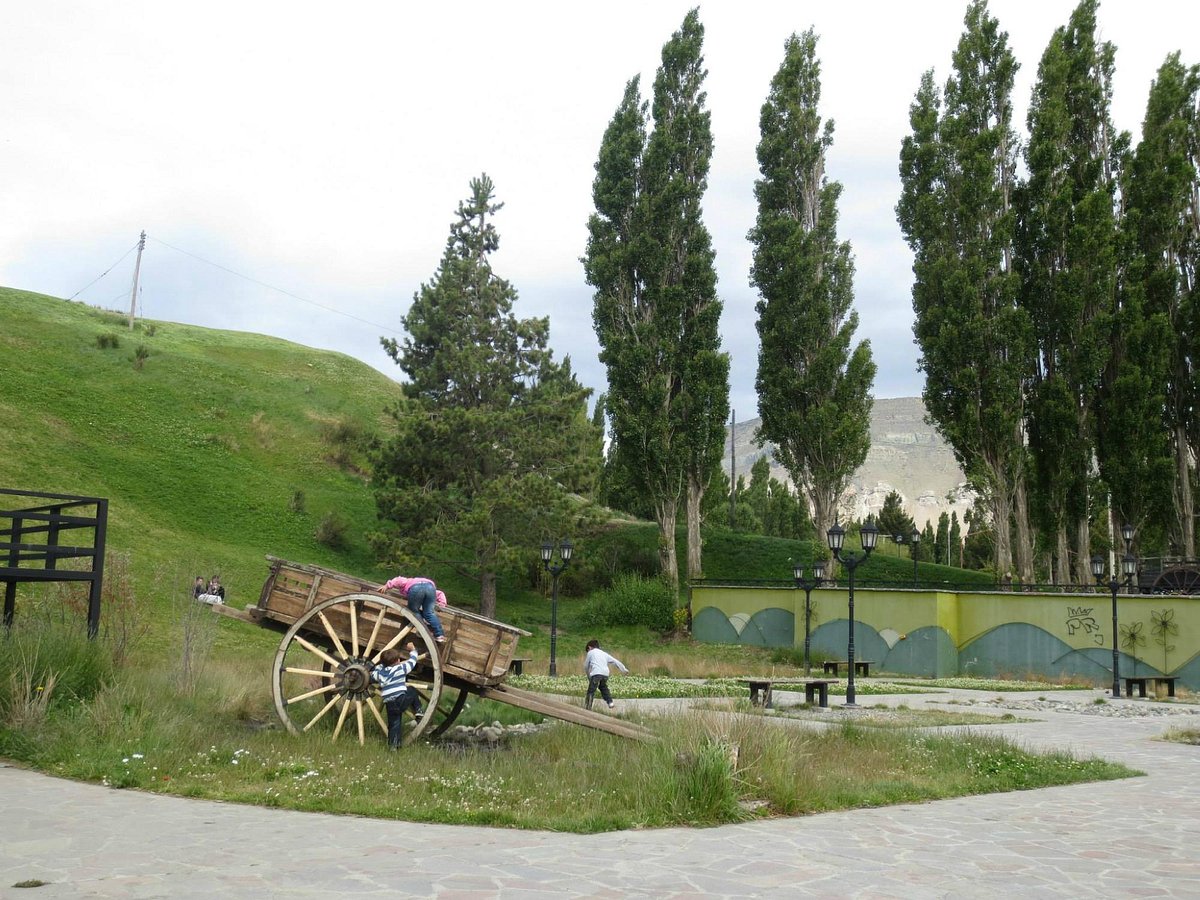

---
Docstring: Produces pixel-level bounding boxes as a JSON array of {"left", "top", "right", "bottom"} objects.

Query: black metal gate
[{"left": 1, "top": 488, "right": 109, "bottom": 637}]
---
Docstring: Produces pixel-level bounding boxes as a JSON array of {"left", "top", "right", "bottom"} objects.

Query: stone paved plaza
[{"left": 3, "top": 688, "right": 1199, "bottom": 898}]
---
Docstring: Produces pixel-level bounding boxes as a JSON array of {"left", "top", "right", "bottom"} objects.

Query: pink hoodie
[{"left": 384, "top": 576, "right": 448, "bottom": 607}]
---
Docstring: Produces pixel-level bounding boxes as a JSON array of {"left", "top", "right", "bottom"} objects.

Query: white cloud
[{"left": 2, "top": 0, "right": 1197, "bottom": 415}]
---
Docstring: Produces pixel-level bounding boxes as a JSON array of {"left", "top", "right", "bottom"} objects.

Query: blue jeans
[
  {"left": 407, "top": 581, "right": 444, "bottom": 638},
  {"left": 385, "top": 687, "right": 422, "bottom": 748}
]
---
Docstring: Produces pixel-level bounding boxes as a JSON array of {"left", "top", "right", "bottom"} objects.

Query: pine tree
[
  {"left": 935, "top": 511, "right": 950, "bottom": 564},
  {"left": 373, "top": 175, "right": 601, "bottom": 618},
  {"left": 897, "top": 0, "right": 1034, "bottom": 581},
  {"left": 751, "top": 30, "right": 876, "bottom": 557},
  {"left": 878, "top": 490, "right": 915, "bottom": 540}
]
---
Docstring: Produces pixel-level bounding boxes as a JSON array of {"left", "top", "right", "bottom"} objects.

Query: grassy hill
[
  {"left": 1, "top": 285, "right": 986, "bottom": 659},
  {"left": 1, "top": 288, "right": 403, "bottom": 630}
]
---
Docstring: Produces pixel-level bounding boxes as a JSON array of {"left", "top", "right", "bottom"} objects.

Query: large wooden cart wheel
[
  {"left": 1153, "top": 565, "right": 1200, "bottom": 595},
  {"left": 272, "top": 593, "right": 442, "bottom": 746}
]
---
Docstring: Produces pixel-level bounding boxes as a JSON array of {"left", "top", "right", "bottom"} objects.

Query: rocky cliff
[{"left": 725, "top": 397, "right": 973, "bottom": 529}]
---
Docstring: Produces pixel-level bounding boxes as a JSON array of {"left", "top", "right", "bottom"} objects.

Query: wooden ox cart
[{"left": 212, "top": 557, "right": 653, "bottom": 744}]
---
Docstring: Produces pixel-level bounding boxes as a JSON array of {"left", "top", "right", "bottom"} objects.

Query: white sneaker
[{"left": 607, "top": 702, "right": 615, "bottom": 709}]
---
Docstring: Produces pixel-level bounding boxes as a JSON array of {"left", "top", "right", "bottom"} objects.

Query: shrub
[
  {"left": 315, "top": 510, "right": 350, "bottom": 550},
  {"left": 289, "top": 490, "right": 306, "bottom": 514},
  {"left": 580, "top": 573, "right": 675, "bottom": 631},
  {"left": 96, "top": 332, "right": 121, "bottom": 349},
  {"left": 132, "top": 344, "right": 150, "bottom": 370},
  {"left": 0, "top": 616, "right": 111, "bottom": 725}
]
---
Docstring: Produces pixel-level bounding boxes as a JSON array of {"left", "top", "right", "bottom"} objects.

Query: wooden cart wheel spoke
[
  {"left": 286, "top": 683, "right": 339, "bottom": 706},
  {"left": 304, "top": 694, "right": 342, "bottom": 732},
  {"left": 271, "top": 592, "right": 442, "bottom": 745},
  {"left": 365, "top": 696, "right": 388, "bottom": 736},
  {"left": 427, "top": 686, "right": 470, "bottom": 738},
  {"left": 372, "top": 625, "right": 414, "bottom": 662},
  {"left": 332, "top": 698, "right": 352, "bottom": 740},
  {"left": 294, "top": 635, "right": 341, "bottom": 669},
  {"left": 362, "top": 610, "right": 387, "bottom": 659},
  {"left": 317, "top": 611, "right": 349, "bottom": 659},
  {"left": 284, "top": 666, "right": 336, "bottom": 679}
]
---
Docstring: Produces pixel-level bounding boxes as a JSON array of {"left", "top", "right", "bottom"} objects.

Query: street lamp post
[
  {"left": 792, "top": 559, "right": 827, "bottom": 677},
  {"left": 910, "top": 526, "right": 920, "bottom": 589},
  {"left": 1090, "top": 523, "right": 1137, "bottom": 698},
  {"left": 827, "top": 518, "right": 879, "bottom": 707},
  {"left": 541, "top": 539, "right": 573, "bottom": 677}
]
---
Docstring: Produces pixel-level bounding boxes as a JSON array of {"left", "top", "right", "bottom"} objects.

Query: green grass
[{"left": 1159, "top": 727, "right": 1200, "bottom": 745}]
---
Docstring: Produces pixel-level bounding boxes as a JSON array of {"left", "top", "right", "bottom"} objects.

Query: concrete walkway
[{"left": 3, "top": 689, "right": 1199, "bottom": 899}]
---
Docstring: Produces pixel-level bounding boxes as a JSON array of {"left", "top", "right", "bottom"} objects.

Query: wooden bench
[
  {"left": 1123, "top": 675, "right": 1179, "bottom": 699},
  {"left": 508, "top": 657, "right": 532, "bottom": 676},
  {"left": 738, "top": 678, "right": 839, "bottom": 709},
  {"left": 822, "top": 660, "right": 874, "bottom": 677}
]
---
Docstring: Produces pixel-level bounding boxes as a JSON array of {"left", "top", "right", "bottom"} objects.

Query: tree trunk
[
  {"left": 1175, "top": 425, "right": 1195, "bottom": 557},
  {"left": 808, "top": 488, "right": 837, "bottom": 579},
  {"left": 1012, "top": 472, "right": 1035, "bottom": 584},
  {"left": 480, "top": 569, "right": 497, "bottom": 620},
  {"left": 991, "top": 474, "right": 1014, "bottom": 582},
  {"left": 1073, "top": 514, "right": 1091, "bottom": 587},
  {"left": 656, "top": 498, "right": 679, "bottom": 591},
  {"left": 1055, "top": 526, "right": 1071, "bottom": 586},
  {"left": 686, "top": 475, "right": 703, "bottom": 581}
]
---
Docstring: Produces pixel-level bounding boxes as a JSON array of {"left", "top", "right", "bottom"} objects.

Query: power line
[
  {"left": 68, "top": 241, "right": 139, "bottom": 300},
  {"left": 146, "top": 234, "right": 400, "bottom": 335}
]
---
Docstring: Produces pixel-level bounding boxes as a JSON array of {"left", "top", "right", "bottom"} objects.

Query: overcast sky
[{"left": 3, "top": 1, "right": 1197, "bottom": 421}]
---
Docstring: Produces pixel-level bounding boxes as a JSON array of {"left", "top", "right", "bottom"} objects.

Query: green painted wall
[{"left": 692, "top": 584, "right": 1200, "bottom": 689}]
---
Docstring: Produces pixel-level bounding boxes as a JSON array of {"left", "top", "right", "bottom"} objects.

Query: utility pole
[
  {"left": 728, "top": 409, "right": 736, "bottom": 529},
  {"left": 128, "top": 230, "right": 146, "bottom": 330}
]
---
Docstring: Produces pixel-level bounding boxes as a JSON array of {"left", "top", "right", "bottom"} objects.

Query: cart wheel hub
[{"left": 337, "top": 658, "right": 372, "bottom": 698}]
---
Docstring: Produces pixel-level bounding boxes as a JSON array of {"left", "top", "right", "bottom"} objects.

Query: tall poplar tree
[
  {"left": 1017, "top": 0, "right": 1125, "bottom": 584},
  {"left": 585, "top": 9, "right": 728, "bottom": 588},
  {"left": 751, "top": 30, "right": 875, "bottom": 551},
  {"left": 897, "top": 0, "right": 1034, "bottom": 581},
  {"left": 373, "top": 175, "right": 600, "bottom": 618},
  {"left": 1122, "top": 53, "right": 1200, "bottom": 555}
]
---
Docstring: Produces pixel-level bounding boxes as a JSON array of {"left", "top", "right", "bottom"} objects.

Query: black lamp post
[
  {"left": 910, "top": 526, "right": 921, "bottom": 588},
  {"left": 541, "top": 539, "right": 573, "bottom": 677},
  {"left": 1090, "top": 523, "right": 1137, "bottom": 698},
  {"left": 827, "top": 517, "right": 879, "bottom": 707},
  {"left": 792, "top": 559, "right": 827, "bottom": 677}
]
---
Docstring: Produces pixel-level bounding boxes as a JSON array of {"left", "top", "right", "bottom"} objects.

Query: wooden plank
[
  {"left": 482, "top": 685, "right": 655, "bottom": 742},
  {"left": 210, "top": 603, "right": 257, "bottom": 625}
]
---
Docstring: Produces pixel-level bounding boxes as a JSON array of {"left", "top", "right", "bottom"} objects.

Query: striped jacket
[{"left": 370, "top": 650, "right": 418, "bottom": 701}]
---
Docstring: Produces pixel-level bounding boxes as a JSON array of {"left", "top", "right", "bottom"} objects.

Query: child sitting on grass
[
  {"left": 584, "top": 639, "right": 628, "bottom": 711},
  {"left": 371, "top": 643, "right": 423, "bottom": 749}
]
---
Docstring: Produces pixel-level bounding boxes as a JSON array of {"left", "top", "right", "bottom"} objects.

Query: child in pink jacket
[{"left": 384, "top": 575, "right": 446, "bottom": 642}]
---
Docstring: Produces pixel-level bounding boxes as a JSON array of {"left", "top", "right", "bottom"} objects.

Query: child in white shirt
[{"left": 583, "top": 639, "right": 628, "bottom": 710}]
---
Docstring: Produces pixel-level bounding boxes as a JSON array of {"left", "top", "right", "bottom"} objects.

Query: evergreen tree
[
  {"left": 935, "top": 511, "right": 950, "bottom": 564},
  {"left": 746, "top": 456, "right": 771, "bottom": 531},
  {"left": 1017, "top": 0, "right": 1125, "bottom": 584},
  {"left": 373, "top": 175, "right": 600, "bottom": 618},
  {"left": 751, "top": 30, "right": 876, "bottom": 558},
  {"left": 585, "top": 10, "right": 729, "bottom": 590},
  {"left": 1121, "top": 53, "right": 1200, "bottom": 555},
  {"left": 949, "top": 511, "right": 963, "bottom": 568},
  {"left": 878, "top": 490, "right": 915, "bottom": 540},
  {"left": 897, "top": 0, "right": 1034, "bottom": 581}
]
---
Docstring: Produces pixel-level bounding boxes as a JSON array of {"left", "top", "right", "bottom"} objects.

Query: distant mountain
[{"left": 725, "top": 398, "right": 973, "bottom": 528}]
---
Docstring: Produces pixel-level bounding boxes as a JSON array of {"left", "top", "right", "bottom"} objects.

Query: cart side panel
[{"left": 441, "top": 612, "right": 520, "bottom": 682}]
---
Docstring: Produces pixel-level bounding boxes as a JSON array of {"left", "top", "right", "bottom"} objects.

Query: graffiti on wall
[{"left": 1065, "top": 606, "right": 1103, "bottom": 645}]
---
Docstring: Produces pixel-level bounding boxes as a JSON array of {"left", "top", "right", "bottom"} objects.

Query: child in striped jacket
[{"left": 371, "top": 643, "right": 423, "bottom": 749}]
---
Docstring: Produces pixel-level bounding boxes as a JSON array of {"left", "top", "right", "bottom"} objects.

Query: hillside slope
[{"left": 0, "top": 287, "right": 404, "bottom": 609}]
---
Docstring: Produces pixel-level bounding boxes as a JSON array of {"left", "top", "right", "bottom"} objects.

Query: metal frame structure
[{"left": 1, "top": 488, "right": 109, "bottom": 637}]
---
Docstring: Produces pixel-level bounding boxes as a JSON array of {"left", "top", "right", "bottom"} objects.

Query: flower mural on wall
[
  {"left": 1150, "top": 609, "right": 1178, "bottom": 674},
  {"left": 1119, "top": 621, "right": 1146, "bottom": 676}
]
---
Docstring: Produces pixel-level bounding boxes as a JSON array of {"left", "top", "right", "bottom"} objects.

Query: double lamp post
[
  {"left": 541, "top": 539, "right": 573, "bottom": 677},
  {"left": 827, "top": 518, "right": 879, "bottom": 707},
  {"left": 1090, "top": 522, "right": 1137, "bottom": 698}
]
